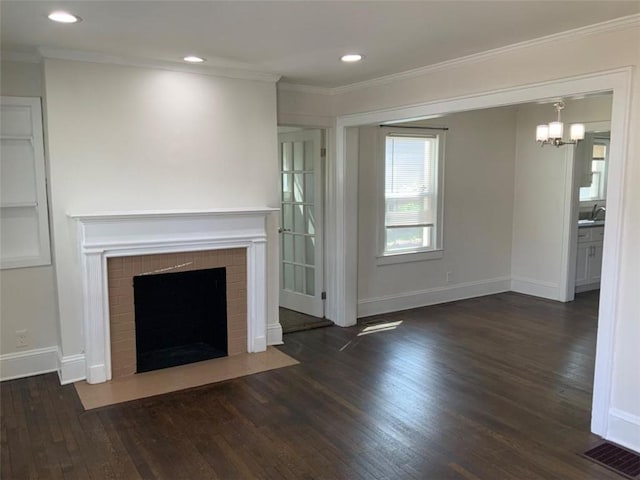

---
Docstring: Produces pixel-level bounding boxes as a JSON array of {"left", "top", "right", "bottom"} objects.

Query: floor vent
[{"left": 583, "top": 442, "right": 640, "bottom": 479}]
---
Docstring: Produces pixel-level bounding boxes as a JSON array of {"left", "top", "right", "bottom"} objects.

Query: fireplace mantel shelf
[{"left": 68, "top": 207, "right": 279, "bottom": 222}]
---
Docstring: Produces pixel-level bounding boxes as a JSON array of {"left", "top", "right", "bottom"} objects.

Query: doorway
[
  {"left": 568, "top": 121, "right": 610, "bottom": 299},
  {"left": 330, "top": 69, "right": 632, "bottom": 441},
  {"left": 277, "top": 127, "right": 332, "bottom": 333}
]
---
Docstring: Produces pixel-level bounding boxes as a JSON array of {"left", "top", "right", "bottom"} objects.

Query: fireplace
[
  {"left": 134, "top": 267, "right": 228, "bottom": 373},
  {"left": 69, "top": 208, "right": 278, "bottom": 384}
]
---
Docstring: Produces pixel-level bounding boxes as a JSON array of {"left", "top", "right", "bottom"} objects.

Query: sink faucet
[{"left": 591, "top": 203, "right": 606, "bottom": 221}]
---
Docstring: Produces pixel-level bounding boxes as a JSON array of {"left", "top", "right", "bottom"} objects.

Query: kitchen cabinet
[{"left": 575, "top": 226, "right": 604, "bottom": 292}]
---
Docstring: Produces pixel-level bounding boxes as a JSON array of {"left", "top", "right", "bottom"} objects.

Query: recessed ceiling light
[
  {"left": 48, "top": 11, "right": 81, "bottom": 23},
  {"left": 183, "top": 56, "right": 206, "bottom": 63},
  {"left": 341, "top": 54, "right": 363, "bottom": 63}
]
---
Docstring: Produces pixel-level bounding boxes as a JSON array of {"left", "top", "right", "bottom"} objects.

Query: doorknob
[{"left": 278, "top": 228, "right": 292, "bottom": 233}]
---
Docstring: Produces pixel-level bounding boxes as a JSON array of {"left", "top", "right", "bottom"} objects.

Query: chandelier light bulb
[
  {"left": 536, "top": 125, "right": 549, "bottom": 142},
  {"left": 548, "top": 121, "right": 563, "bottom": 139},
  {"left": 570, "top": 123, "right": 585, "bottom": 141}
]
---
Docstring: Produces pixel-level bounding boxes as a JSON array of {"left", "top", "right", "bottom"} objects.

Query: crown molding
[
  {"left": 279, "top": 13, "right": 640, "bottom": 97},
  {"left": 1, "top": 51, "right": 42, "bottom": 64},
  {"left": 332, "top": 13, "right": 640, "bottom": 95},
  {"left": 37, "top": 47, "right": 281, "bottom": 83}
]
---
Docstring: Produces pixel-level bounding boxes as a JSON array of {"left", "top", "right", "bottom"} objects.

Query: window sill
[{"left": 376, "top": 249, "right": 443, "bottom": 266}]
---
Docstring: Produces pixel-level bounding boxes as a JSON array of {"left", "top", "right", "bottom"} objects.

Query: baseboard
[
  {"left": 58, "top": 352, "right": 86, "bottom": 385},
  {"left": 267, "top": 322, "right": 284, "bottom": 345},
  {"left": 510, "top": 276, "right": 560, "bottom": 300},
  {"left": 607, "top": 408, "right": 640, "bottom": 453},
  {"left": 357, "top": 276, "right": 511, "bottom": 318},
  {"left": 0, "top": 346, "right": 58, "bottom": 381}
]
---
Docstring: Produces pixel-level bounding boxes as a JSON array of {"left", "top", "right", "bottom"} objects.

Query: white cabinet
[
  {"left": 575, "top": 243, "right": 590, "bottom": 285},
  {"left": 575, "top": 226, "right": 604, "bottom": 292}
]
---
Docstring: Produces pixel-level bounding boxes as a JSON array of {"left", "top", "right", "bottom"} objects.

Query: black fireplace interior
[{"left": 133, "top": 267, "right": 227, "bottom": 373}]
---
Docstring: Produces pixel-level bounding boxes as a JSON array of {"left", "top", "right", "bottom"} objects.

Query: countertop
[{"left": 578, "top": 220, "right": 605, "bottom": 228}]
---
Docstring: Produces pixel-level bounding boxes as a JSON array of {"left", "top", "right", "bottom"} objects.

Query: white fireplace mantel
[{"left": 69, "top": 207, "right": 278, "bottom": 384}]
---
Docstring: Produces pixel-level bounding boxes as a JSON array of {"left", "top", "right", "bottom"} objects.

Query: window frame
[
  {"left": 579, "top": 136, "right": 610, "bottom": 204},
  {"left": 376, "top": 127, "right": 445, "bottom": 265}
]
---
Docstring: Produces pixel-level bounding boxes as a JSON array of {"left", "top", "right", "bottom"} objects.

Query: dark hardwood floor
[{"left": 1, "top": 291, "right": 616, "bottom": 479}]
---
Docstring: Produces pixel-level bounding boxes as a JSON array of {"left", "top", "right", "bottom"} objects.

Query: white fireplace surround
[{"left": 69, "top": 208, "right": 278, "bottom": 384}]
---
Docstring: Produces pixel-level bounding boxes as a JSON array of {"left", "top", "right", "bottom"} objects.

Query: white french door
[{"left": 278, "top": 129, "right": 324, "bottom": 318}]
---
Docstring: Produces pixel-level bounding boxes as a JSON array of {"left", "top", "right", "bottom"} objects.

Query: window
[
  {"left": 579, "top": 138, "right": 609, "bottom": 202},
  {"left": 1, "top": 96, "right": 51, "bottom": 269},
  {"left": 379, "top": 127, "right": 444, "bottom": 260}
]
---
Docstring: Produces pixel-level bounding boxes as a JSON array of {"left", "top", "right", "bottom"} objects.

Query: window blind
[{"left": 385, "top": 135, "right": 436, "bottom": 228}]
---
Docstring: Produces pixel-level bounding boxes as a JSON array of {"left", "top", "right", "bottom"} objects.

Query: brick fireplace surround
[
  {"left": 69, "top": 208, "right": 277, "bottom": 384},
  {"left": 108, "top": 249, "right": 247, "bottom": 378}
]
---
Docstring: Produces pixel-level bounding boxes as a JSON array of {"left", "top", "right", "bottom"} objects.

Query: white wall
[
  {"left": 278, "top": 20, "right": 640, "bottom": 451},
  {"left": 277, "top": 87, "right": 334, "bottom": 127},
  {"left": 43, "top": 59, "right": 280, "bottom": 377},
  {"left": 0, "top": 60, "right": 60, "bottom": 379},
  {"left": 511, "top": 96, "right": 612, "bottom": 299},
  {"left": 357, "top": 107, "right": 517, "bottom": 316}
]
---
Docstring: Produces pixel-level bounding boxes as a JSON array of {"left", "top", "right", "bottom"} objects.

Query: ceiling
[{"left": 1, "top": 1, "right": 638, "bottom": 88}]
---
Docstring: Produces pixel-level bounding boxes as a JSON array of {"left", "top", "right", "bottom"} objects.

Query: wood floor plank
[{"left": 1, "top": 291, "right": 621, "bottom": 479}]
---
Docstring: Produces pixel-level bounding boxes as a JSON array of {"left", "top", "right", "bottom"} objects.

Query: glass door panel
[{"left": 278, "top": 129, "right": 323, "bottom": 317}]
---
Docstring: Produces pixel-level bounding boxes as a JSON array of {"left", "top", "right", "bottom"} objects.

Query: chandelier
[{"left": 536, "top": 101, "right": 585, "bottom": 147}]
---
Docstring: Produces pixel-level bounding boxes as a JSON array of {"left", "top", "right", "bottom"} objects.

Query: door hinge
[
  {"left": 321, "top": 291, "right": 326, "bottom": 300},
  {"left": 320, "top": 147, "right": 327, "bottom": 157}
]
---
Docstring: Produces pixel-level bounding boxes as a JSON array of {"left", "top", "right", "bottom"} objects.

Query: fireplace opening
[{"left": 133, "top": 267, "right": 228, "bottom": 373}]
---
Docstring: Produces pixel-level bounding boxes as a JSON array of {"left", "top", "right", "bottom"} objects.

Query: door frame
[
  {"left": 329, "top": 68, "right": 633, "bottom": 440},
  {"left": 561, "top": 120, "right": 611, "bottom": 303}
]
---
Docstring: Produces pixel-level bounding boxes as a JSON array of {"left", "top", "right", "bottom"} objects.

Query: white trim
[
  {"left": 332, "top": 68, "right": 632, "bottom": 441},
  {"left": 69, "top": 208, "right": 276, "bottom": 384},
  {"left": 0, "top": 347, "right": 58, "bottom": 381},
  {"left": 68, "top": 207, "right": 278, "bottom": 222},
  {"left": 58, "top": 352, "right": 86, "bottom": 385},
  {"left": 558, "top": 146, "right": 577, "bottom": 303},
  {"left": 267, "top": 323, "right": 284, "bottom": 346},
  {"left": 329, "top": 127, "right": 359, "bottom": 326},
  {"left": 376, "top": 249, "right": 444, "bottom": 265},
  {"left": 590, "top": 69, "right": 631, "bottom": 438},
  {"left": 358, "top": 277, "right": 510, "bottom": 318},
  {"left": 607, "top": 409, "right": 640, "bottom": 453},
  {"left": 38, "top": 47, "right": 281, "bottom": 83},
  {"left": 510, "top": 276, "right": 561, "bottom": 300}
]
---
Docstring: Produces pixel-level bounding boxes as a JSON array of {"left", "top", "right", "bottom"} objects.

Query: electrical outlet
[
  {"left": 16, "top": 329, "right": 28, "bottom": 348},
  {"left": 446, "top": 271, "right": 453, "bottom": 283}
]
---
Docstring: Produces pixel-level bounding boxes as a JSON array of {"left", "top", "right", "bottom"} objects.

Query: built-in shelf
[
  {"left": 1, "top": 135, "right": 33, "bottom": 141},
  {"left": 0, "top": 202, "right": 38, "bottom": 209}
]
